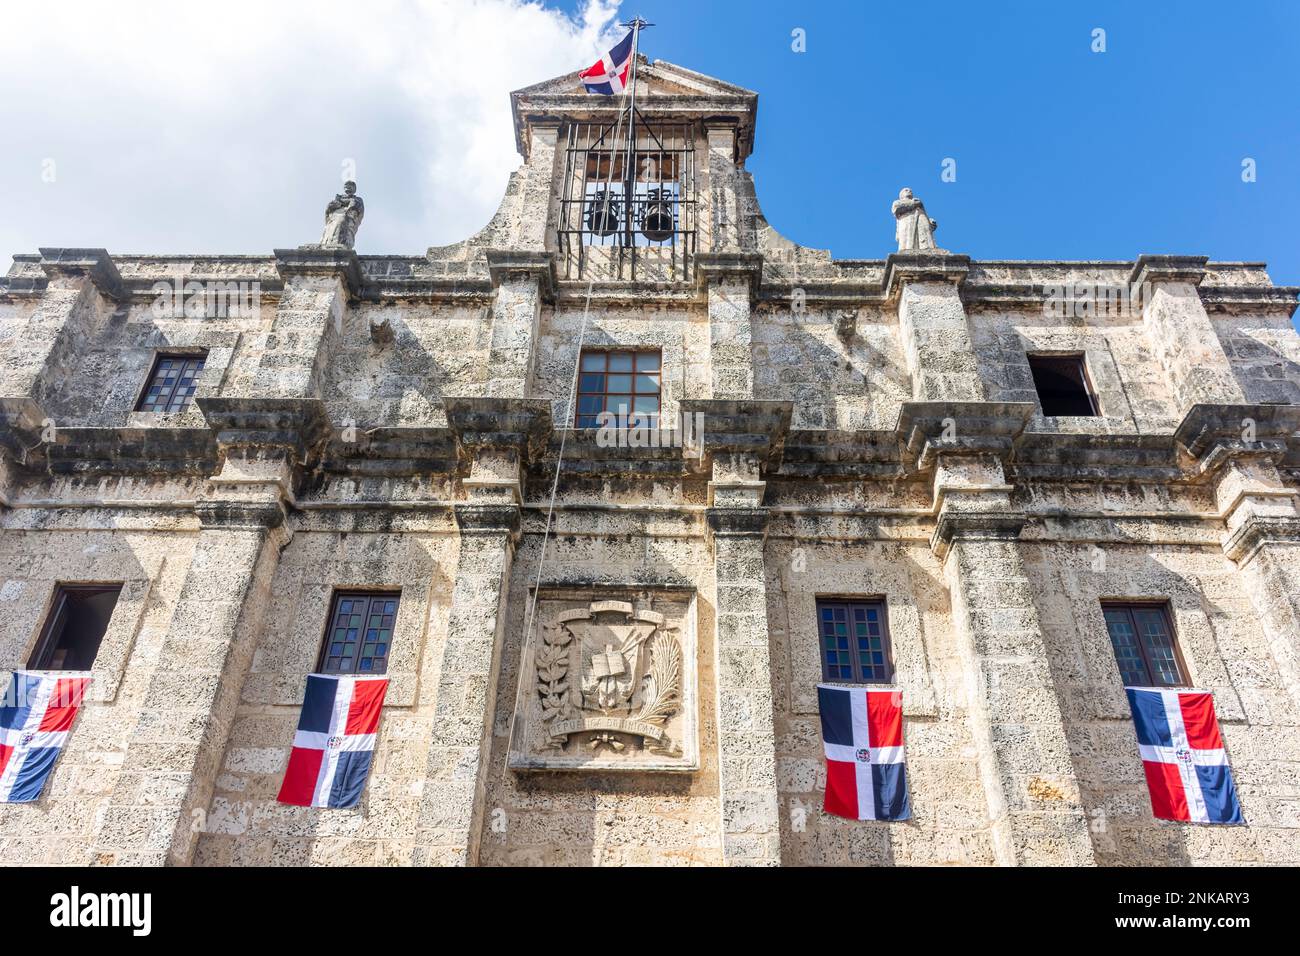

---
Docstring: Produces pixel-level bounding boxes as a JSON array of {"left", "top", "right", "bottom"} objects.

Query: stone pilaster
[
  {"left": 692, "top": 400, "right": 790, "bottom": 865},
  {"left": 1178, "top": 404, "right": 1300, "bottom": 710},
  {"left": 92, "top": 470, "right": 289, "bottom": 865},
  {"left": 704, "top": 119, "right": 743, "bottom": 252},
  {"left": 885, "top": 253, "right": 983, "bottom": 402},
  {"left": 697, "top": 253, "right": 762, "bottom": 401},
  {"left": 904, "top": 401, "right": 1094, "bottom": 866},
  {"left": 90, "top": 399, "right": 327, "bottom": 865},
  {"left": 0, "top": 249, "right": 122, "bottom": 407},
  {"left": 415, "top": 397, "right": 548, "bottom": 865},
  {"left": 484, "top": 251, "right": 554, "bottom": 399},
  {"left": 1133, "top": 255, "right": 1246, "bottom": 410},
  {"left": 246, "top": 247, "right": 361, "bottom": 399}
]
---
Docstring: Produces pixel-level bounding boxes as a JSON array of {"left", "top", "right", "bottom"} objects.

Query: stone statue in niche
[
  {"left": 320, "top": 181, "right": 365, "bottom": 248},
  {"left": 892, "top": 187, "right": 941, "bottom": 252}
]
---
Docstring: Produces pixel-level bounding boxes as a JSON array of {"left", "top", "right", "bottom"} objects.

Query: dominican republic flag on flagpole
[
  {"left": 0, "top": 671, "right": 92, "bottom": 803},
  {"left": 278, "top": 674, "right": 389, "bottom": 809},
  {"left": 1125, "top": 687, "right": 1243, "bottom": 824},
  {"left": 579, "top": 29, "right": 635, "bottom": 95},
  {"left": 817, "top": 684, "right": 911, "bottom": 821}
]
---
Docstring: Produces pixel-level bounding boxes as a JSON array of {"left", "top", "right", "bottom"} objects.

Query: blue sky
[{"left": 580, "top": 0, "right": 1300, "bottom": 286}]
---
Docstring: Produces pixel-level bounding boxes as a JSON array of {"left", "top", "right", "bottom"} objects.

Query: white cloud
[{"left": 0, "top": 0, "right": 622, "bottom": 267}]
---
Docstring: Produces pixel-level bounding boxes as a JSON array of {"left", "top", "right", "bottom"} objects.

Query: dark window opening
[
  {"left": 28, "top": 585, "right": 123, "bottom": 670},
  {"left": 575, "top": 350, "right": 661, "bottom": 428},
  {"left": 137, "top": 353, "right": 207, "bottom": 413},
  {"left": 318, "top": 591, "right": 400, "bottom": 675},
  {"left": 1028, "top": 353, "right": 1098, "bottom": 417},
  {"left": 1102, "top": 602, "right": 1188, "bottom": 687},
  {"left": 817, "top": 598, "right": 894, "bottom": 683}
]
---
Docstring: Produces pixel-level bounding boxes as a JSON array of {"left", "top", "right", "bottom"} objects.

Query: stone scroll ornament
[{"left": 536, "top": 600, "right": 682, "bottom": 756}]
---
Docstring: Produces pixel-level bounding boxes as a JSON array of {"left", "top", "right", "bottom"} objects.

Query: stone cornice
[
  {"left": 195, "top": 498, "right": 287, "bottom": 531},
  {"left": 678, "top": 399, "right": 791, "bottom": 470},
  {"left": 1129, "top": 254, "right": 1209, "bottom": 288},
  {"left": 273, "top": 246, "right": 363, "bottom": 299},
  {"left": 694, "top": 252, "right": 764, "bottom": 297},
  {"left": 931, "top": 511, "right": 1028, "bottom": 557},
  {"left": 485, "top": 249, "right": 557, "bottom": 302},
  {"left": 1173, "top": 403, "right": 1300, "bottom": 475},
  {"left": 197, "top": 397, "right": 334, "bottom": 465},
  {"left": 453, "top": 501, "right": 522, "bottom": 537},
  {"left": 895, "top": 401, "right": 1035, "bottom": 474},
  {"left": 705, "top": 506, "right": 770, "bottom": 537},
  {"left": 1222, "top": 513, "right": 1300, "bottom": 564},
  {"left": 38, "top": 248, "right": 125, "bottom": 302},
  {"left": 443, "top": 397, "right": 553, "bottom": 465},
  {"left": 883, "top": 252, "right": 971, "bottom": 299}
]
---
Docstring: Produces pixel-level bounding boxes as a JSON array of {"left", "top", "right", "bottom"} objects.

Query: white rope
[
  {"left": 520, "top": 278, "right": 595, "bottom": 654},
  {"left": 520, "top": 22, "right": 642, "bottom": 650}
]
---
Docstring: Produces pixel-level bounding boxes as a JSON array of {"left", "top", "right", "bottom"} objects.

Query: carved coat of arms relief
[{"left": 510, "top": 594, "right": 699, "bottom": 771}]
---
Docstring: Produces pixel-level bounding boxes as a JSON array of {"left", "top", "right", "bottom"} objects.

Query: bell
[
  {"left": 586, "top": 195, "right": 620, "bottom": 237},
  {"left": 640, "top": 201, "right": 674, "bottom": 242}
]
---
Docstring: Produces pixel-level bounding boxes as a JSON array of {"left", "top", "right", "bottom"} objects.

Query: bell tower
[{"left": 509, "top": 53, "right": 758, "bottom": 283}]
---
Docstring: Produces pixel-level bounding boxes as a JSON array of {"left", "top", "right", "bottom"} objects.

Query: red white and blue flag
[
  {"left": 1126, "top": 687, "right": 1243, "bottom": 824},
  {"left": 579, "top": 29, "right": 635, "bottom": 95},
  {"left": 0, "top": 671, "right": 91, "bottom": 803},
  {"left": 278, "top": 674, "right": 388, "bottom": 809},
  {"left": 817, "top": 684, "right": 911, "bottom": 821}
]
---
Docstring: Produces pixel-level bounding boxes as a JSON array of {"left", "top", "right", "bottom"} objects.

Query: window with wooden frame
[
  {"left": 1102, "top": 602, "right": 1188, "bottom": 687},
  {"left": 1027, "top": 352, "right": 1098, "bottom": 417},
  {"left": 575, "top": 350, "right": 661, "bottom": 427},
  {"left": 28, "top": 584, "right": 123, "bottom": 671},
  {"left": 817, "top": 598, "right": 894, "bottom": 683},
  {"left": 136, "top": 352, "right": 207, "bottom": 413},
  {"left": 318, "top": 591, "right": 400, "bottom": 675}
]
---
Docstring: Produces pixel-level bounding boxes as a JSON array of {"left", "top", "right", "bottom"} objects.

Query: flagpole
[{"left": 622, "top": 17, "right": 647, "bottom": 248}]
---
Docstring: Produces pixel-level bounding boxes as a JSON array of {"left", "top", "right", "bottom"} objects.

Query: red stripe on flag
[
  {"left": 823, "top": 758, "right": 860, "bottom": 819},
  {"left": 1142, "top": 759, "right": 1190, "bottom": 821},
  {"left": 37, "top": 677, "right": 90, "bottom": 733},
  {"left": 866, "top": 689, "right": 904, "bottom": 748},
  {"left": 0, "top": 743, "right": 12, "bottom": 780},
  {"left": 1177, "top": 692, "right": 1223, "bottom": 751},
  {"left": 278, "top": 746, "right": 325, "bottom": 806},
  {"left": 344, "top": 679, "right": 389, "bottom": 735}
]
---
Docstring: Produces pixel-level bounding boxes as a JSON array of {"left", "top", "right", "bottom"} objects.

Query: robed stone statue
[
  {"left": 891, "top": 187, "right": 940, "bottom": 252},
  {"left": 320, "top": 181, "right": 364, "bottom": 248}
]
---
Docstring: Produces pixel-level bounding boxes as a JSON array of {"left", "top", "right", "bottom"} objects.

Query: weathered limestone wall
[
  {"left": 1021, "top": 538, "right": 1300, "bottom": 865},
  {"left": 193, "top": 525, "right": 457, "bottom": 866},
  {"left": 0, "top": 521, "right": 196, "bottom": 864},
  {"left": 477, "top": 507, "right": 724, "bottom": 866}
]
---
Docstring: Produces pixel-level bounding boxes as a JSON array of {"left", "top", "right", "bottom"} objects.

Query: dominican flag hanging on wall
[
  {"left": 579, "top": 29, "right": 634, "bottom": 94},
  {"left": 817, "top": 684, "right": 911, "bottom": 821},
  {"left": 0, "top": 671, "right": 92, "bottom": 803},
  {"left": 278, "top": 674, "right": 389, "bottom": 809},
  {"left": 1125, "top": 687, "right": 1243, "bottom": 824}
]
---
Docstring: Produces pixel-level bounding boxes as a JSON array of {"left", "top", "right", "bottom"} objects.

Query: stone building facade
[{"left": 1, "top": 60, "right": 1299, "bottom": 867}]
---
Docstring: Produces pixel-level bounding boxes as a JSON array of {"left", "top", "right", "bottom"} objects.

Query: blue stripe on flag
[
  {"left": 1194, "top": 764, "right": 1243, "bottom": 824},
  {"left": 817, "top": 685, "right": 853, "bottom": 747},
  {"left": 1125, "top": 687, "right": 1172, "bottom": 748},
  {"left": 607, "top": 30, "right": 634, "bottom": 64},
  {"left": 298, "top": 674, "right": 338, "bottom": 734},
  {"left": 9, "top": 746, "right": 61, "bottom": 803},
  {"left": 328, "top": 749, "right": 375, "bottom": 809},
  {"left": 0, "top": 672, "right": 40, "bottom": 730},
  {"left": 872, "top": 763, "right": 911, "bottom": 821}
]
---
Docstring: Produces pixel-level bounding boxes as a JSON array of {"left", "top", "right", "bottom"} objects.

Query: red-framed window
[{"left": 575, "top": 350, "right": 661, "bottom": 427}]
